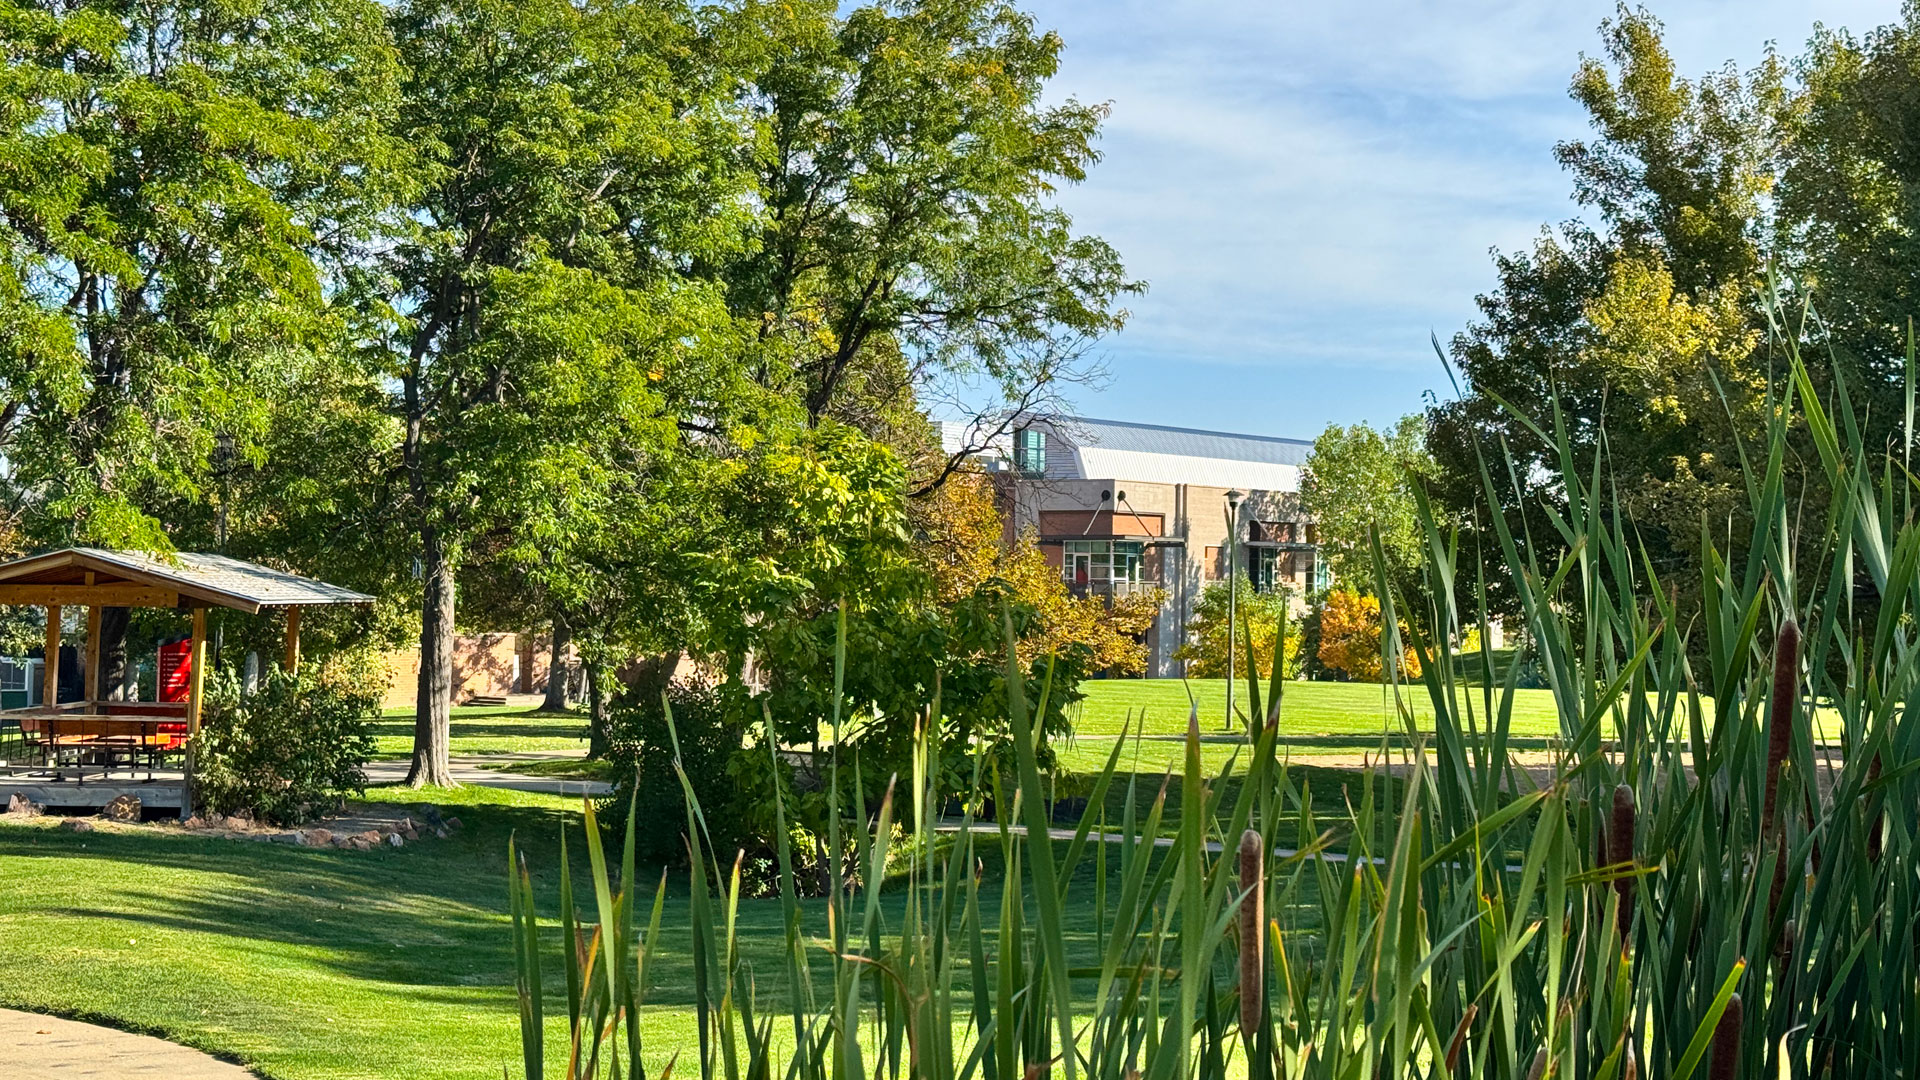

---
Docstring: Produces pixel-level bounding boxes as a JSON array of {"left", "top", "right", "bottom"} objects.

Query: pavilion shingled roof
[{"left": 0, "top": 548, "right": 373, "bottom": 613}]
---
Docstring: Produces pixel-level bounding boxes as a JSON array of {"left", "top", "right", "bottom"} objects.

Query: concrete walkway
[
  {"left": 2, "top": 1009, "right": 253, "bottom": 1079},
  {"left": 363, "top": 754, "right": 611, "bottom": 797}
]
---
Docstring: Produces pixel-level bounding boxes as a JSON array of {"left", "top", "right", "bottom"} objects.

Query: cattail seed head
[
  {"left": 1778, "top": 918, "right": 1796, "bottom": 970},
  {"left": 1709, "top": 993, "right": 1743, "bottom": 1080},
  {"left": 1764, "top": 621, "right": 1800, "bottom": 832},
  {"left": 1623, "top": 1042, "right": 1637, "bottom": 1080},
  {"left": 1237, "top": 828, "right": 1265, "bottom": 1039},
  {"left": 1525, "top": 1047, "right": 1547, "bottom": 1080},
  {"left": 1610, "top": 784, "right": 1636, "bottom": 943},
  {"left": 1444, "top": 1004, "right": 1477, "bottom": 1073}
]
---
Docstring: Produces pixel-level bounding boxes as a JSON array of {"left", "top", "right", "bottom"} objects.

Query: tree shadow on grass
[{"left": 0, "top": 801, "right": 1229, "bottom": 1021}]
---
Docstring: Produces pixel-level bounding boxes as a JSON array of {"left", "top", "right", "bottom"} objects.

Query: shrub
[
  {"left": 195, "top": 662, "right": 380, "bottom": 825},
  {"left": 1173, "top": 579, "right": 1299, "bottom": 678},
  {"left": 598, "top": 678, "right": 752, "bottom": 867},
  {"left": 1315, "top": 588, "right": 1420, "bottom": 681}
]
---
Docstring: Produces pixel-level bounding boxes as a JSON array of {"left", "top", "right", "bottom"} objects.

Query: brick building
[{"left": 946, "top": 415, "right": 1326, "bottom": 677}]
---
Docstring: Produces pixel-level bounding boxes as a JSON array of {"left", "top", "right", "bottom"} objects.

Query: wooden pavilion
[{"left": 0, "top": 548, "right": 372, "bottom": 807}]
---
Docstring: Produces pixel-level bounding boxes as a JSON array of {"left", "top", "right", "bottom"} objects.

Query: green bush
[
  {"left": 195, "top": 664, "right": 380, "bottom": 825},
  {"left": 598, "top": 678, "right": 751, "bottom": 867}
]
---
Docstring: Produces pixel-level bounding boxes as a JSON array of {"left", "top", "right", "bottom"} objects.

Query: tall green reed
[{"left": 513, "top": 295, "right": 1920, "bottom": 1077}]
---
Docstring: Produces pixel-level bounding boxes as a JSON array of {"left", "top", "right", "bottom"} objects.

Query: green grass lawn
[
  {"left": 1071, "top": 677, "right": 1566, "bottom": 739},
  {"left": 0, "top": 782, "right": 1256, "bottom": 1080},
  {"left": 371, "top": 677, "right": 1570, "bottom": 767},
  {"left": 369, "top": 704, "right": 589, "bottom": 759},
  {"left": 0, "top": 678, "right": 1553, "bottom": 1077}
]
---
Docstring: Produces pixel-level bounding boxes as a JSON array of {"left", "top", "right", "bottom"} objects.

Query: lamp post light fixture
[
  {"left": 1224, "top": 489, "right": 1243, "bottom": 731},
  {"left": 213, "top": 432, "right": 235, "bottom": 554}
]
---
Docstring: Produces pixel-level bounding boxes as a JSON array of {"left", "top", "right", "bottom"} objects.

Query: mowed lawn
[
  {"left": 368, "top": 703, "right": 589, "bottom": 759},
  {"left": 0, "top": 685, "right": 1499, "bottom": 1078},
  {"left": 0, "top": 785, "right": 1245, "bottom": 1080},
  {"left": 1071, "top": 677, "right": 1567, "bottom": 740}
]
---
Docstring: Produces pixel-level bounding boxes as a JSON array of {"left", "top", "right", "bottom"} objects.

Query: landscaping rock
[
  {"left": 304, "top": 828, "right": 333, "bottom": 847},
  {"left": 357, "top": 830, "right": 381, "bottom": 845},
  {"left": 272, "top": 830, "right": 306, "bottom": 845},
  {"left": 100, "top": 794, "right": 141, "bottom": 822},
  {"left": 386, "top": 832, "right": 404, "bottom": 848},
  {"left": 444, "top": 816, "right": 462, "bottom": 832},
  {"left": 435, "top": 827, "right": 450, "bottom": 840},
  {"left": 349, "top": 837, "right": 372, "bottom": 851},
  {"left": 224, "top": 815, "right": 251, "bottom": 831},
  {"left": 61, "top": 819, "right": 94, "bottom": 833}
]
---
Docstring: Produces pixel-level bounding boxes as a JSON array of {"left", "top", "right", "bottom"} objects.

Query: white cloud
[{"left": 1016, "top": 0, "right": 1904, "bottom": 434}]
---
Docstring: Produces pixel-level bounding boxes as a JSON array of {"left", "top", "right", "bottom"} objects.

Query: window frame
[
  {"left": 1061, "top": 539, "right": 1145, "bottom": 585},
  {"left": 1014, "top": 427, "right": 1047, "bottom": 476}
]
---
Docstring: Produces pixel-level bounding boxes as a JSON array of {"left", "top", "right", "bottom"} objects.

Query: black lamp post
[
  {"left": 213, "top": 432, "right": 235, "bottom": 553},
  {"left": 1224, "top": 489, "right": 1242, "bottom": 731},
  {"left": 212, "top": 432, "right": 235, "bottom": 665}
]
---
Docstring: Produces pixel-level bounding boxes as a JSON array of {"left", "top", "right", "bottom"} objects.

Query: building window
[
  {"left": 1014, "top": 427, "right": 1047, "bottom": 476},
  {"left": 1062, "top": 540, "right": 1144, "bottom": 585},
  {"left": 0, "top": 658, "right": 25, "bottom": 693},
  {"left": 1253, "top": 548, "right": 1290, "bottom": 593}
]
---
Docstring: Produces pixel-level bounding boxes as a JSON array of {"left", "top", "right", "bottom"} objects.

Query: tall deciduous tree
[
  {"left": 724, "top": 0, "right": 1140, "bottom": 488},
  {"left": 1427, "top": 6, "right": 1783, "bottom": 605},
  {"left": 375, "top": 0, "right": 751, "bottom": 785},
  {"left": 0, "top": 0, "right": 405, "bottom": 547},
  {"left": 1300, "top": 415, "right": 1435, "bottom": 598}
]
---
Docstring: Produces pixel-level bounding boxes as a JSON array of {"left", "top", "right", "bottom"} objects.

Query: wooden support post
[
  {"left": 283, "top": 607, "right": 301, "bottom": 674},
  {"left": 85, "top": 605, "right": 102, "bottom": 705},
  {"left": 187, "top": 608, "right": 207, "bottom": 736},
  {"left": 182, "top": 606, "right": 207, "bottom": 822},
  {"left": 42, "top": 605, "right": 60, "bottom": 707}
]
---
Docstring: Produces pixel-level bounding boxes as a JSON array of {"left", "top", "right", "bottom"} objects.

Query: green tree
[
  {"left": 723, "top": 0, "right": 1140, "bottom": 488},
  {"left": 1777, "top": 12, "right": 1920, "bottom": 443},
  {"left": 1427, "top": 5, "right": 1782, "bottom": 609},
  {"left": 367, "top": 0, "right": 753, "bottom": 785},
  {"left": 0, "top": 0, "right": 405, "bottom": 547},
  {"left": 1300, "top": 415, "right": 1434, "bottom": 597},
  {"left": 1173, "top": 580, "right": 1296, "bottom": 681}
]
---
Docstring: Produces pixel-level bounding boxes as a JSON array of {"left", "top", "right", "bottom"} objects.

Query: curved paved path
[
  {"left": 2, "top": 1008, "right": 253, "bottom": 1078},
  {"left": 362, "top": 753, "right": 611, "bottom": 797}
]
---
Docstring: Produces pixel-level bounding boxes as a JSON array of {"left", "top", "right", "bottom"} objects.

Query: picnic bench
[{"left": 8, "top": 702, "right": 190, "bottom": 781}]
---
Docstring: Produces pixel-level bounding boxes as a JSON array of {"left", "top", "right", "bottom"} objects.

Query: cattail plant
[
  {"left": 1710, "top": 993, "right": 1742, "bottom": 1080},
  {"left": 1444, "top": 1004, "right": 1476, "bottom": 1073},
  {"left": 1867, "top": 755, "right": 1884, "bottom": 863},
  {"left": 502, "top": 291, "right": 1920, "bottom": 1079},
  {"left": 1763, "top": 620, "right": 1799, "bottom": 832},
  {"left": 1609, "top": 783, "right": 1635, "bottom": 943},
  {"left": 1237, "top": 827, "right": 1264, "bottom": 1043}
]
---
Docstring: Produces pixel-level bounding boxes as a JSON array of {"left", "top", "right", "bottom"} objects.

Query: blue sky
[{"left": 1025, "top": 0, "right": 1902, "bottom": 439}]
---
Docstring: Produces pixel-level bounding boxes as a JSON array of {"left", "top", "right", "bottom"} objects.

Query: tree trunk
[
  {"left": 542, "top": 614, "right": 572, "bottom": 712},
  {"left": 96, "top": 606, "right": 130, "bottom": 700},
  {"left": 407, "top": 526, "right": 456, "bottom": 787},
  {"left": 585, "top": 657, "right": 609, "bottom": 758}
]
